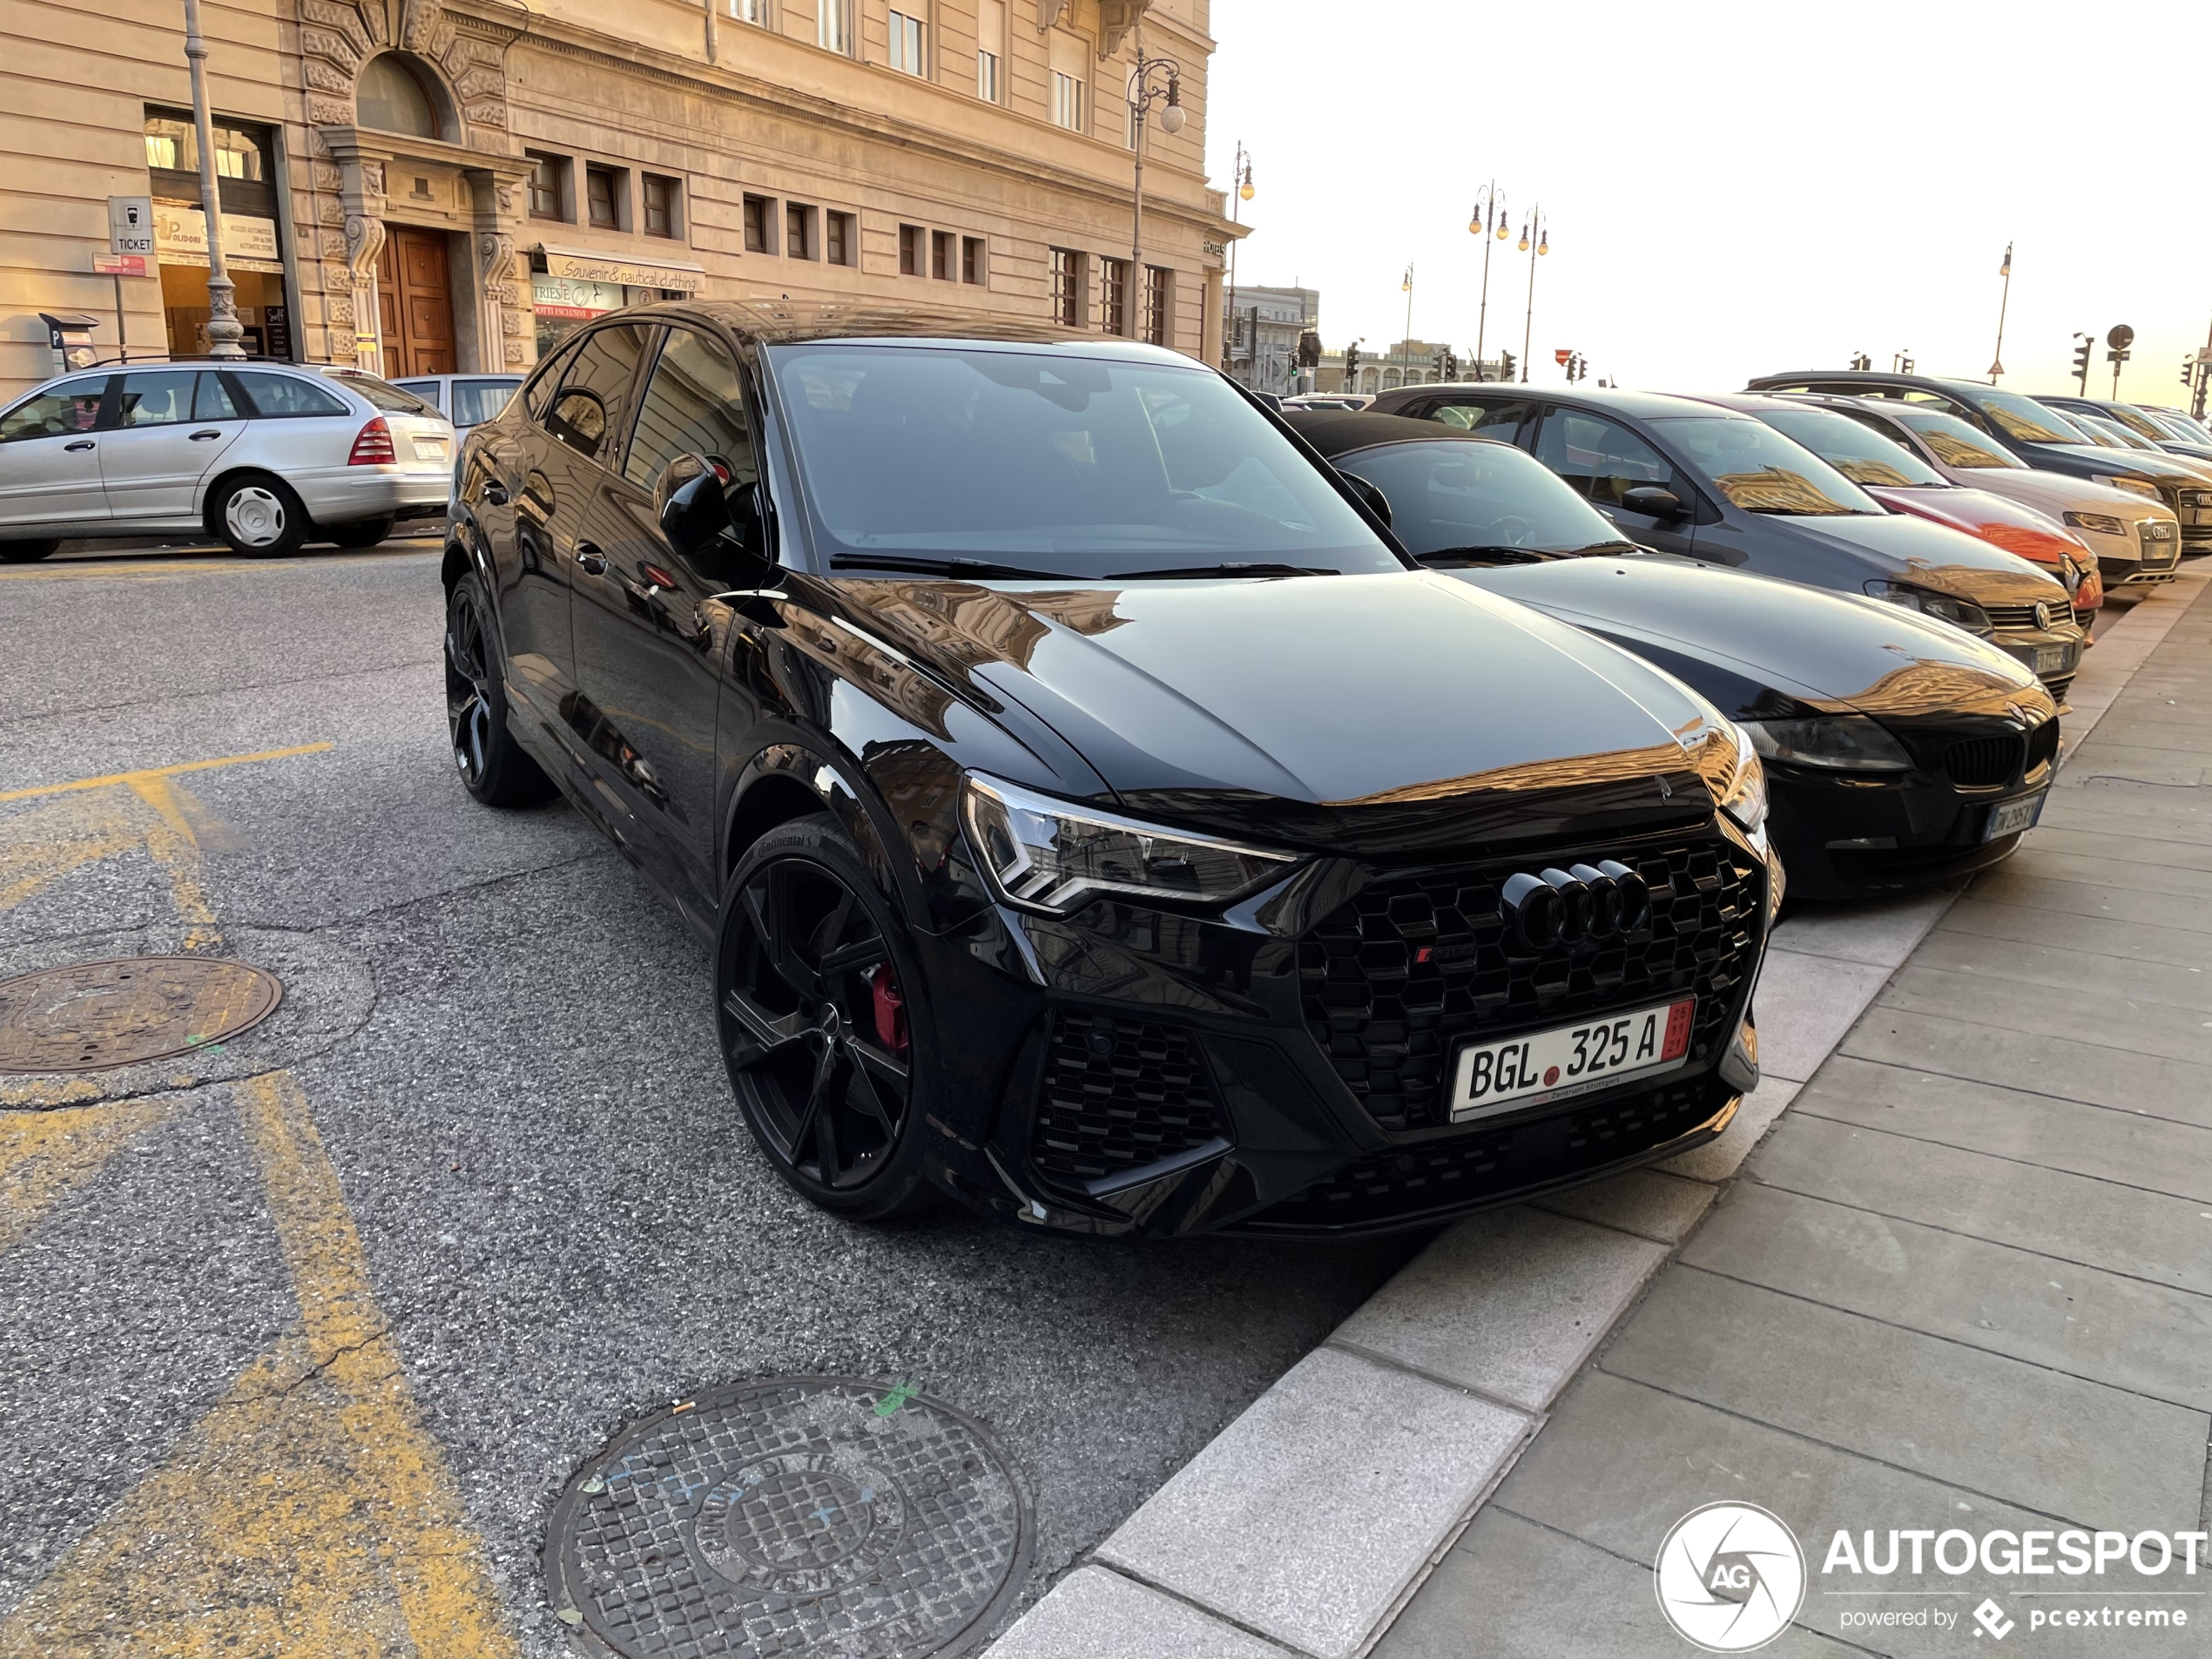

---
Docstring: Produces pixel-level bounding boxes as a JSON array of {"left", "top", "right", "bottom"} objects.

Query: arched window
[{"left": 357, "top": 55, "right": 442, "bottom": 139}]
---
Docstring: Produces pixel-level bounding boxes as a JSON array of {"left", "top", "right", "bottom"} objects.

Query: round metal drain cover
[
  {"left": 547, "top": 1378, "right": 1029, "bottom": 1659},
  {"left": 0, "top": 956, "right": 283, "bottom": 1074}
]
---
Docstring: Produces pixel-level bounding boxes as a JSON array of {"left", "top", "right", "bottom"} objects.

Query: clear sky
[{"left": 1204, "top": 0, "right": 2212, "bottom": 403}]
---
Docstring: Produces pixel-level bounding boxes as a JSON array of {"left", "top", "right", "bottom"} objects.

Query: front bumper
[
  {"left": 913, "top": 818, "right": 1775, "bottom": 1238},
  {"left": 1984, "top": 624, "right": 2083, "bottom": 705}
]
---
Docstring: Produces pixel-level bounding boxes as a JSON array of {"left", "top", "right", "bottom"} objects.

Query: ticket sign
[{"left": 109, "top": 195, "right": 155, "bottom": 257}]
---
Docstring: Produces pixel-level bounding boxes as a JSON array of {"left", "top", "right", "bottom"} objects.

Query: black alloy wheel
[
  {"left": 443, "top": 570, "right": 556, "bottom": 806},
  {"left": 716, "top": 815, "right": 938, "bottom": 1221}
]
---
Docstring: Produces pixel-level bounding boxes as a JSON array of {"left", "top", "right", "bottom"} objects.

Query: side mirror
[
  {"left": 1621, "top": 485, "right": 1685, "bottom": 520},
  {"left": 1339, "top": 470, "right": 1393, "bottom": 527},
  {"left": 654, "top": 453, "right": 772, "bottom": 585}
]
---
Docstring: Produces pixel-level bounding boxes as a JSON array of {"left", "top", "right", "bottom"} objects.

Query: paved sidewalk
[{"left": 1373, "top": 577, "right": 2212, "bottom": 1655}]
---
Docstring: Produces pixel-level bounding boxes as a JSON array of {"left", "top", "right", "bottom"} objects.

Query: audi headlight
[
  {"left": 961, "top": 773, "right": 1300, "bottom": 916},
  {"left": 1714, "top": 724, "right": 1769, "bottom": 833},
  {"left": 2091, "top": 474, "right": 2161, "bottom": 500},
  {"left": 1863, "top": 579, "right": 1992, "bottom": 634},
  {"left": 1742, "top": 715, "right": 1913, "bottom": 772},
  {"left": 2063, "top": 509, "right": 2127, "bottom": 538}
]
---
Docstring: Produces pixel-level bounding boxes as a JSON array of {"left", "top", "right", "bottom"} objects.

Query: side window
[
  {"left": 624, "top": 327, "right": 757, "bottom": 491},
  {"left": 547, "top": 324, "right": 651, "bottom": 465},
  {"left": 1534, "top": 409, "right": 1676, "bottom": 506},
  {"left": 0, "top": 377, "right": 110, "bottom": 442},
  {"left": 451, "top": 379, "right": 519, "bottom": 427},
  {"left": 1424, "top": 399, "right": 1533, "bottom": 442},
  {"left": 116, "top": 370, "right": 199, "bottom": 427},
  {"left": 236, "top": 374, "right": 348, "bottom": 417},
  {"left": 194, "top": 373, "right": 241, "bottom": 421}
]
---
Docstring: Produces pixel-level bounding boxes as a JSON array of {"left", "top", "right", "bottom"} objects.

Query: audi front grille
[{"left": 1031, "top": 1010, "right": 1227, "bottom": 1186}]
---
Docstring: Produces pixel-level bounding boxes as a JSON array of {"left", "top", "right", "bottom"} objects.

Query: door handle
[
  {"left": 188, "top": 428, "right": 223, "bottom": 441},
  {"left": 575, "top": 542, "right": 608, "bottom": 576},
  {"left": 64, "top": 439, "right": 95, "bottom": 452}
]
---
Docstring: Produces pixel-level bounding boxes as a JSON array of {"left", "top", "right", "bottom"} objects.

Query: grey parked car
[
  {"left": 0, "top": 361, "right": 455, "bottom": 562},
  {"left": 390, "top": 372, "right": 523, "bottom": 435}
]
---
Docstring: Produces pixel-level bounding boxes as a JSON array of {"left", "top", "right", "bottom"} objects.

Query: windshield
[
  {"left": 1973, "top": 389, "right": 2086, "bottom": 444},
  {"left": 769, "top": 345, "right": 1401, "bottom": 577},
  {"left": 1651, "top": 415, "right": 1881, "bottom": 514},
  {"left": 2102, "top": 404, "right": 2174, "bottom": 443},
  {"left": 1758, "top": 407, "right": 1946, "bottom": 488},
  {"left": 1892, "top": 407, "right": 2024, "bottom": 469},
  {"left": 2146, "top": 408, "right": 2212, "bottom": 445},
  {"left": 1332, "top": 438, "right": 1624, "bottom": 560},
  {"left": 2059, "top": 413, "right": 2127, "bottom": 448}
]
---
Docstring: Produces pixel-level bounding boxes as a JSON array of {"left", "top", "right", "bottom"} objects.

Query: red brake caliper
[{"left": 869, "top": 962, "right": 909, "bottom": 1057}]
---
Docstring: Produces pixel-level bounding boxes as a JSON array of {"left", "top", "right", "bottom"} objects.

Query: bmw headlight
[
  {"left": 1742, "top": 715, "right": 1913, "bottom": 772},
  {"left": 1863, "top": 579, "right": 1992, "bottom": 635},
  {"left": 2090, "top": 474, "right": 2161, "bottom": 501},
  {"left": 961, "top": 773, "right": 1300, "bottom": 916}
]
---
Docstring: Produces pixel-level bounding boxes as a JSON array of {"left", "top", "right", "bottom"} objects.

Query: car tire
[
  {"left": 716, "top": 814, "right": 943, "bottom": 1224},
  {"left": 0, "top": 540, "right": 58, "bottom": 563},
  {"left": 330, "top": 516, "right": 395, "bottom": 550},
  {"left": 209, "top": 474, "right": 310, "bottom": 558},
  {"left": 444, "top": 570, "right": 556, "bottom": 807}
]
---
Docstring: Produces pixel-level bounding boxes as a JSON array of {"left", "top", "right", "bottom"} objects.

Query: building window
[
  {"left": 899, "top": 223, "right": 923, "bottom": 276},
  {"left": 642, "top": 173, "right": 678, "bottom": 239},
  {"left": 1050, "top": 247, "right": 1083, "bottom": 327},
  {"left": 527, "top": 152, "right": 566, "bottom": 220},
  {"left": 786, "top": 203, "right": 814, "bottom": 260},
  {"left": 1144, "top": 265, "right": 1170, "bottom": 346},
  {"left": 744, "top": 193, "right": 775, "bottom": 253},
  {"left": 888, "top": 8, "right": 925, "bottom": 75},
  {"left": 961, "top": 235, "right": 985, "bottom": 285},
  {"left": 1050, "top": 71, "right": 1085, "bottom": 131},
  {"left": 818, "top": 0, "right": 852, "bottom": 52},
  {"left": 726, "top": 0, "right": 767, "bottom": 18},
  {"left": 586, "top": 165, "right": 622, "bottom": 230},
  {"left": 825, "top": 210, "right": 854, "bottom": 266},
  {"left": 976, "top": 0, "right": 1004, "bottom": 99},
  {"left": 356, "top": 54, "right": 442, "bottom": 140},
  {"left": 928, "top": 230, "right": 951, "bottom": 280},
  {"left": 1101, "top": 258, "right": 1129, "bottom": 335}
]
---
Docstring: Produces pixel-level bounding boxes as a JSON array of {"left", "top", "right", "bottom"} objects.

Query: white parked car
[
  {"left": 1784, "top": 393, "right": 2182, "bottom": 592},
  {"left": 0, "top": 362, "right": 455, "bottom": 563},
  {"left": 389, "top": 372, "right": 523, "bottom": 435}
]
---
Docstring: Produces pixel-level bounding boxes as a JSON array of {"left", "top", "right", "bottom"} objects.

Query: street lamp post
[
  {"left": 1223, "top": 142, "right": 1253, "bottom": 372},
  {"left": 1467, "top": 181, "right": 1507, "bottom": 380},
  {"left": 1516, "top": 206, "right": 1548, "bottom": 384},
  {"left": 1398, "top": 266, "right": 1413, "bottom": 388},
  {"left": 1125, "top": 43, "right": 1185, "bottom": 339},
  {"left": 182, "top": 0, "right": 245, "bottom": 357},
  {"left": 1989, "top": 242, "right": 2013, "bottom": 382}
]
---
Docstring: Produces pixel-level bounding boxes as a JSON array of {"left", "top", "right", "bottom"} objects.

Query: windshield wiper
[
  {"left": 1108, "top": 562, "right": 1339, "bottom": 579},
  {"left": 1413, "top": 545, "right": 1562, "bottom": 566},
  {"left": 829, "top": 554, "right": 1082, "bottom": 580}
]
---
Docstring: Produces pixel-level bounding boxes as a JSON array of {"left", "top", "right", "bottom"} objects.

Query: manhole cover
[
  {"left": 546, "top": 1378, "right": 1030, "bottom": 1659},
  {"left": 0, "top": 956, "right": 283, "bottom": 1073}
]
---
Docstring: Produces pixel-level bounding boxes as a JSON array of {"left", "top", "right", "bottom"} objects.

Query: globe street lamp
[
  {"left": 1224, "top": 142, "right": 1253, "bottom": 372},
  {"left": 1467, "top": 181, "right": 1507, "bottom": 379},
  {"left": 1126, "top": 47, "right": 1184, "bottom": 335},
  {"left": 183, "top": 0, "right": 245, "bottom": 357},
  {"left": 1517, "top": 206, "right": 1548, "bottom": 383}
]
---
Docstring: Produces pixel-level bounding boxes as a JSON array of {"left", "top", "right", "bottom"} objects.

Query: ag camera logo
[{"left": 1655, "top": 1502, "right": 1807, "bottom": 1651}]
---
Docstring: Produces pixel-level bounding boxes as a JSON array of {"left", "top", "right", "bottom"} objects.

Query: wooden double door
[{"left": 375, "top": 226, "right": 457, "bottom": 375}]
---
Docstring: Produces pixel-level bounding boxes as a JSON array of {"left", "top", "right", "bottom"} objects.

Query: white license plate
[
  {"left": 2033, "top": 644, "right": 2067, "bottom": 675},
  {"left": 413, "top": 437, "right": 448, "bottom": 460},
  {"left": 1985, "top": 790, "right": 2046, "bottom": 841},
  {"left": 1449, "top": 996, "right": 1696, "bottom": 1123}
]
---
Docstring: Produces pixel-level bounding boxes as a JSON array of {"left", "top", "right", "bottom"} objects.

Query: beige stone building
[{"left": 1, "top": 0, "right": 1234, "bottom": 400}]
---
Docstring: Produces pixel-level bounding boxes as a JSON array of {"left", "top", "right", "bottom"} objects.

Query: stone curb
[{"left": 985, "top": 564, "right": 2211, "bottom": 1659}]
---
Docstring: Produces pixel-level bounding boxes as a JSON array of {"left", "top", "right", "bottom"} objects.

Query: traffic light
[
  {"left": 1849, "top": 352, "right": 1871, "bottom": 371},
  {"left": 2185, "top": 355, "right": 2196, "bottom": 388},
  {"left": 2072, "top": 335, "right": 2093, "bottom": 393},
  {"left": 1443, "top": 350, "right": 1459, "bottom": 380},
  {"left": 1431, "top": 348, "right": 1446, "bottom": 379},
  {"left": 1565, "top": 352, "right": 1587, "bottom": 382},
  {"left": 1499, "top": 349, "right": 1516, "bottom": 382},
  {"left": 1297, "top": 329, "right": 1322, "bottom": 369},
  {"left": 1342, "top": 342, "right": 1361, "bottom": 381}
]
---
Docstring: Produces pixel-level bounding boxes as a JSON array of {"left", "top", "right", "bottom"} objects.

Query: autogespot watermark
[{"left": 1656, "top": 1507, "right": 2208, "bottom": 1648}]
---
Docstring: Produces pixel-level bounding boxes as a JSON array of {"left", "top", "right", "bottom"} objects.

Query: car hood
[
  {"left": 1450, "top": 556, "right": 2042, "bottom": 725},
  {"left": 1861, "top": 485, "right": 2081, "bottom": 568},
  {"left": 835, "top": 571, "right": 1730, "bottom": 855},
  {"left": 1961, "top": 468, "right": 2169, "bottom": 522},
  {"left": 1777, "top": 510, "right": 2067, "bottom": 606}
]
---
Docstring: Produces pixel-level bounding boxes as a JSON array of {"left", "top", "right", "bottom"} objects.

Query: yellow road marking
[
  {"left": 0, "top": 742, "right": 334, "bottom": 806},
  {"left": 0, "top": 792, "right": 144, "bottom": 915},
  {"left": 0, "top": 1071, "right": 523, "bottom": 1656},
  {"left": 0, "top": 1098, "right": 178, "bottom": 1258},
  {"left": 124, "top": 774, "right": 224, "bottom": 951}
]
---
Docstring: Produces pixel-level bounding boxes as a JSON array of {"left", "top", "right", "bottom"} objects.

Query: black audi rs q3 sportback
[{"left": 442, "top": 302, "right": 1778, "bottom": 1238}]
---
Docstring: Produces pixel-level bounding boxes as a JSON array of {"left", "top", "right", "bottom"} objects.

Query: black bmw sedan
[
  {"left": 443, "top": 302, "right": 1777, "bottom": 1238},
  {"left": 1290, "top": 413, "right": 2061, "bottom": 900},
  {"left": 1366, "top": 382, "right": 2084, "bottom": 703}
]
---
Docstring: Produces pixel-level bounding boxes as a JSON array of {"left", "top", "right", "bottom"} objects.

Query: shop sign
[
  {"left": 532, "top": 273, "right": 627, "bottom": 320},
  {"left": 153, "top": 203, "right": 286, "bottom": 273},
  {"left": 93, "top": 253, "right": 150, "bottom": 276},
  {"left": 540, "top": 245, "right": 705, "bottom": 294}
]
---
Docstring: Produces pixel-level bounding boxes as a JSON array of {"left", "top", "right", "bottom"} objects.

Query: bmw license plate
[
  {"left": 2033, "top": 644, "right": 2067, "bottom": 676},
  {"left": 1984, "top": 790, "right": 2046, "bottom": 842},
  {"left": 1449, "top": 996, "right": 1696, "bottom": 1123}
]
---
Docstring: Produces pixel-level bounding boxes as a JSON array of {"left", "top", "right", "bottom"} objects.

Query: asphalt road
[{"left": 0, "top": 534, "right": 1418, "bottom": 1655}]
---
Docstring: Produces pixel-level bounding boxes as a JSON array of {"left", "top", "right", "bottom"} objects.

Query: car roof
[
  {"left": 1382, "top": 382, "right": 1739, "bottom": 421},
  {"left": 622, "top": 298, "right": 1176, "bottom": 357},
  {"left": 1682, "top": 391, "right": 1816, "bottom": 416},
  {"left": 1285, "top": 409, "right": 1514, "bottom": 458},
  {"left": 1747, "top": 369, "right": 2016, "bottom": 398}
]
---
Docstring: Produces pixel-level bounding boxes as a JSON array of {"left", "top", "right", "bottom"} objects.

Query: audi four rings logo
[{"left": 1500, "top": 861, "right": 1650, "bottom": 949}]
